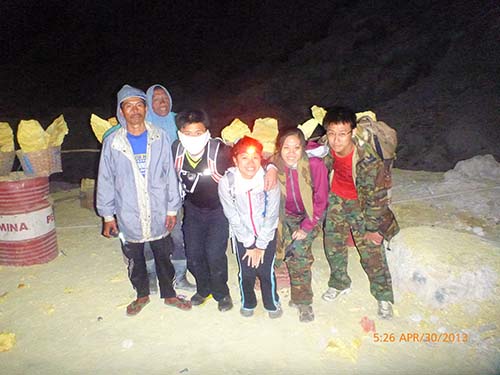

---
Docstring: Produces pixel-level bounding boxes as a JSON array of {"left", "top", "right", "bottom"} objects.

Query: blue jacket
[
  {"left": 146, "top": 84, "right": 178, "bottom": 143},
  {"left": 96, "top": 121, "right": 181, "bottom": 242}
]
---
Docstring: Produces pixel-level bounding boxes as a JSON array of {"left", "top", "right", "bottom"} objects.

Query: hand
[
  {"left": 165, "top": 215, "right": 177, "bottom": 232},
  {"left": 292, "top": 229, "right": 307, "bottom": 241},
  {"left": 263, "top": 166, "right": 278, "bottom": 191},
  {"left": 364, "top": 231, "right": 383, "bottom": 245},
  {"left": 242, "top": 248, "right": 265, "bottom": 268},
  {"left": 103, "top": 220, "right": 118, "bottom": 238}
]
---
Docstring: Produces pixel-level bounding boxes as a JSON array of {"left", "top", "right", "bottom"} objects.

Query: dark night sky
[{"left": 1, "top": 0, "right": 345, "bottom": 112}]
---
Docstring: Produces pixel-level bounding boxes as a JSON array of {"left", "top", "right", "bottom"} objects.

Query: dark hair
[
  {"left": 322, "top": 106, "right": 357, "bottom": 130},
  {"left": 277, "top": 128, "right": 306, "bottom": 152},
  {"left": 175, "top": 110, "right": 211, "bottom": 130},
  {"left": 231, "top": 136, "right": 263, "bottom": 159}
]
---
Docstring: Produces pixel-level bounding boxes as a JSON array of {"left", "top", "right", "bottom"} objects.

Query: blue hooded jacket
[{"left": 146, "top": 84, "right": 178, "bottom": 143}]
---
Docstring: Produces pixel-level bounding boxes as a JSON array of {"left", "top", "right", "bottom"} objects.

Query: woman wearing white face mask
[{"left": 172, "top": 110, "right": 235, "bottom": 312}]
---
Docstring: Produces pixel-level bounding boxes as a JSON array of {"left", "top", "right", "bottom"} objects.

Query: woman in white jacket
[{"left": 218, "top": 136, "right": 282, "bottom": 318}]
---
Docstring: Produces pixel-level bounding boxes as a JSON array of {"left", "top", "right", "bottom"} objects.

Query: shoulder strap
[
  {"left": 207, "top": 138, "right": 223, "bottom": 183},
  {"left": 173, "top": 140, "right": 185, "bottom": 177}
]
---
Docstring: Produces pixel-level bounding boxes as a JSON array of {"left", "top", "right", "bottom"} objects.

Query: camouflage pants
[
  {"left": 281, "top": 214, "right": 316, "bottom": 305},
  {"left": 323, "top": 193, "right": 394, "bottom": 303}
]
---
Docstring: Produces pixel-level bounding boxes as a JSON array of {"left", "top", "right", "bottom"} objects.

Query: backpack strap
[{"left": 207, "top": 138, "right": 223, "bottom": 183}]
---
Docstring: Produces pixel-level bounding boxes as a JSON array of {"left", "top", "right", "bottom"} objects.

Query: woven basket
[
  {"left": 16, "top": 149, "right": 51, "bottom": 176},
  {"left": 0, "top": 151, "right": 15, "bottom": 176},
  {"left": 49, "top": 146, "right": 62, "bottom": 174}
]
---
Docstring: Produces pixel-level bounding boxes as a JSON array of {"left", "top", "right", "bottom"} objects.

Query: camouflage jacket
[{"left": 324, "top": 139, "right": 399, "bottom": 241}]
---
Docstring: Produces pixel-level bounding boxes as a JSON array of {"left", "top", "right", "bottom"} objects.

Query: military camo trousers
[
  {"left": 281, "top": 214, "right": 317, "bottom": 305},
  {"left": 323, "top": 193, "right": 394, "bottom": 303}
]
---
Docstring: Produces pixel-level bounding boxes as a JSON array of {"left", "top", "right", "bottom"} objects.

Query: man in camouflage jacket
[{"left": 320, "top": 106, "right": 399, "bottom": 319}]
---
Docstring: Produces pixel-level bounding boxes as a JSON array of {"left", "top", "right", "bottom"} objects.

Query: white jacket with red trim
[{"left": 218, "top": 167, "right": 280, "bottom": 250}]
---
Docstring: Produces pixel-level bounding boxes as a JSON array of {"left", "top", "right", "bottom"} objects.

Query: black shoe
[
  {"left": 218, "top": 295, "right": 233, "bottom": 312},
  {"left": 190, "top": 293, "right": 211, "bottom": 306}
]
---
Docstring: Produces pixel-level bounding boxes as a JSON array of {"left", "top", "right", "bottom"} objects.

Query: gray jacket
[
  {"left": 96, "top": 122, "right": 181, "bottom": 242},
  {"left": 218, "top": 167, "right": 280, "bottom": 250}
]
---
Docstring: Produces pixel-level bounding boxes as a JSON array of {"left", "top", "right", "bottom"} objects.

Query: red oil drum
[{"left": 0, "top": 172, "right": 58, "bottom": 266}]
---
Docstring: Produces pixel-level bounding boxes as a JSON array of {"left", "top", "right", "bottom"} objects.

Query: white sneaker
[
  {"left": 321, "top": 287, "right": 351, "bottom": 302},
  {"left": 377, "top": 300, "right": 393, "bottom": 319}
]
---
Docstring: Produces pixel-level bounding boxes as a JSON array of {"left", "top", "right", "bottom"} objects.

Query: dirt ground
[{"left": 1, "top": 168, "right": 499, "bottom": 375}]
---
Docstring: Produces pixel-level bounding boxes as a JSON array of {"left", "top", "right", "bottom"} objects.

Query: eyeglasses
[{"left": 326, "top": 130, "right": 352, "bottom": 139}]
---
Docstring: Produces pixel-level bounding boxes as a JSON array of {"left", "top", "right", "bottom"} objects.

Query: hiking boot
[
  {"left": 190, "top": 293, "right": 211, "bottom": 306},
  {"left": 218, "top": 295, "right": 233, "bottom": 312},
  {"left": 377, "top": 300, "right": 393, "bottom": 320},
  {"left": 240, "top": 308, "right": 254, "bottom": 318},
  {"left": 321, "top": 287, "right": 351, "bottom": 302},
  {"left": 268, "top": 305, "right": 283, "bottom": 319},
  {"left": 174, "top": 276, "right": 196, "bottom": 292},
  {"left": 289, "top": 301, "right": 314, "bottom": 323},
  {"left": 148, "top": 273, "right": 158, "bottom": 295}
]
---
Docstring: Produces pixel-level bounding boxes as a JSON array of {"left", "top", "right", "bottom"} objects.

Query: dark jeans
[
  {"left": 235, "top": 236, "right": 280, "bottom": 311},
  {"left": 183, "top": 200, "right": 230, "bottom": 301},
  {"left": 121, "top": 236, "right": 176, "bottom": 299}
]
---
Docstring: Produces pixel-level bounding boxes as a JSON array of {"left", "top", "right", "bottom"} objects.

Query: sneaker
[
  {"left": 174, "top": 276, "right": 196, "bottom": 292},
  {"left": 377, "top": 300, "right": 393, "bottom": 320},
  {"left": 240, "top": 308, "right": 254, "bottom": 317},
  {"left": 268, "top": 305, "right": 283, "bottom": 319},
  {"left": 190, "top": 293, "right": 211, "bottom": 306},
  {"left": 218, "top": 295, "right": 233, "bottom": 312},
  {"left": 321, "top": 287, "right": 351, "bottom": 302}
]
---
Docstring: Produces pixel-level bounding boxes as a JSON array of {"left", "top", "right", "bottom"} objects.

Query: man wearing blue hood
[
  {"left": 145, "top": 84, "right": 196, "bottom": 292},
  {"left": 96, "top": 84, "right": 192, "bottom": 315}
]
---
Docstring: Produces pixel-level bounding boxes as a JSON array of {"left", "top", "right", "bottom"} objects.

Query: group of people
[{"left": 96, "top": 83, "right": 399, "bottom": 323}]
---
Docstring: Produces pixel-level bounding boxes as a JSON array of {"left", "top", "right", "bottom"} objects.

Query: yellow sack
[
  {"left": 221, "top": 118, "right": 251, "bottom": 145},
  {"left": 251, "top": 117, "right": 278, "bottom": 156},
  {"left": 46, "top": 114, "right": 69, "bottom": 147},
  {"left": 0, "top": 122, "right": 14, "bottom": 152},
  {"left": 17, "top": 120, "right": 49, "bottom": 152},
  {"left": 90, "top": 114, "right": 114, "bottom": 143}
]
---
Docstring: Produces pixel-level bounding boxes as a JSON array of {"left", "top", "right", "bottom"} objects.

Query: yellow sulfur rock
[
  {"left": 17, "top": 120, "right": 49, "bottom": 152},
  {"left": 0, "top": 333, "right": 16, "bottom": 352},
  {"left": 46, "top": 114, "right": 69, "bottom": 147},
  {"left": 221, "top": 118, "right": 251, "bottom": 145},
  {"left": 0, "top": 122, "right": 14, "bottom": 152},
  {"left": 90, "top": 114, "right": 114, "bottom": 143},
  {"left": 311, "top": 105, "right": 327, "bottom": 124},
  {"left": 252, "top": 117, "right": 278, "bottom": 155},
  {"left": 355, "top": 110, "right": 377, "bottom": 122},
  {"left": 298, "top": 118, "right": 320, "bottom": 140}
]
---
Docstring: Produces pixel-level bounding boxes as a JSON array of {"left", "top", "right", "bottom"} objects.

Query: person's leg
[
  {"left": 144, "top": 242, "right": 158, "bottom": 294},
  {"left": 183, "top": 201, "right": 211, "bottom": 299},
  {"left": 323, "top": 194, "right": 352, "bottom": 291},
  {"left": 149, "top": 237, "right": 176, "bottom": 299},
  {"left": 204, "top": 207, "right": 231, "bottom": 301},
  {"left": 121, "top": 241, "right": 149, "bottom": 298},
  {"left": 284, "top": 215, "right": 315, "bottom": 306},
  {"left": 170, "top": 216, "right": 196, "bottom": 291},
  {"left": 257, "top": 236, "right": 280, "bottom": 313},
  {"left": 235, "top": 240, "right": 258, "bottom": 310}
]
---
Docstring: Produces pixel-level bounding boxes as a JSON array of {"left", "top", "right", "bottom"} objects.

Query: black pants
[
  {"left": 121, "top": 236, "right": 176, "bottom": 299},
  {"left": 235, "top": 236, "right": 279, "bottom": 311},
  {"left": 183, "top": 200, "right": 230, "bottom": 301}
]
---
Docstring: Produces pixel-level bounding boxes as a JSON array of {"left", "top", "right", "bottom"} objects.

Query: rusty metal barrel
[{"left": 0, "top": 172, "right": 58, "bottom": 266}]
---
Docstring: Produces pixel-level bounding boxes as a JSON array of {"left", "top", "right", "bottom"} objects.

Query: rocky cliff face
[{"left": 197, "top": 0, "right": 499, "bottom": 171}]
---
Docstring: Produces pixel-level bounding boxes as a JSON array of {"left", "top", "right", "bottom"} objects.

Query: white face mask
[{"left": 178, "top": 130, "right": 211, "bottom": 156}]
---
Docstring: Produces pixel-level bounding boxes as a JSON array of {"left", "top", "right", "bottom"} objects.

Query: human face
[
  {"left": 326, "top": 121, "right": 354, "bottom": 157},
  {"left": 179, "top": 122, "right": 207, "bottom": 136},
  {"left": 151, "top": 88, "right": 171, "bottom": 117},
  {"left": 121, "top": 97, "right": 147, "bottom": 133},
  {"left": 280, "top": 134, "right": 303, "bottom": 167},
  {"left": 233, "top": 148, "right": 262, "bottom": 180}
]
